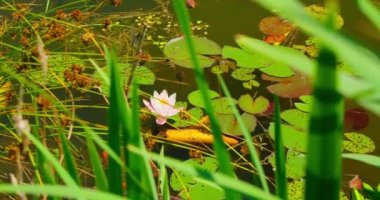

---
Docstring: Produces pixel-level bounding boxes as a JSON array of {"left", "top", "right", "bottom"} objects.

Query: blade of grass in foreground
[
  {"left": 0, "top": 184, "right": 124, "bottom": 200},
  {"left": 171, "top": 2, "right": 240, "bottom": 199},
  {"left": 159, "top": 148, "right": 170, "bottom": 200},
  {"left": 305, "top": 48, "right": 344, "bottom": 200},
  {"left": 357, "top": 0, "right": 380, "bottom": 29},
  {"left": 58, "top": 130, "right": 81, "bottom": 185},
  {"left": 273, "top": 95, "right": 287, "bottom": 199},
  {"left": 105, "top": 47, "right": 123, "bottom": 195},
  {"left": 86, "top": 135, "right": 108, "bottom": 191},
  {"left": 342, "top": 153, "right": 380, "bottom": 168},
  {"left": 216, "top": 74, "right": 269, "bottom": 192},
  {"left": 128, "top": 145, "right": 279, "bottom": 200}
]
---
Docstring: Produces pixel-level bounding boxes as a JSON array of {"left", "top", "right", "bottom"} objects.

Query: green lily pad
[
  {"left": 29, "top": 55, "right": 84, "bottom": 86},
  {"left": 172, "top": 107, "right": 204, "bottom": 128},
  {"left": 211, "top": 64, "right": 229, "bottom": 74},
  {"left": 343, "top": 132, "right": 375, "bottom": 153},
  {"left": 179, "top": 182, "right": 225, "bottom": 200},
  {"left": 164, "top": 37, "right": 221, "bottom": 68},
  {"left": 170, "top": 157, "right": 218, "bottom": 191},
  {"left": 280, "top": 109, "right": 309, "bottom": 132},
  {"left": 242, "top": 79, "right": 260, "bottom": 90},
  {"left": 268, "top": 150, "right": 306, "bottom": 179},
  {"left": 211, "top": 97, "right": 237, "bottom": 114},
  {"left": 216, "top": 113, "right": 257, "bottom": 136},
  {"left": 222, "top": 46, "right": 273, "bottom": 68},
  {"left": 231, "top": 68, "right": 256, "bottom": 81},
  {"left": 188, "top": 90, "right": 220, "bottom": 108},
  {"left": 259, "top": 62, "right": 294, "bottom": 78},
  {"left": 268, "top": 122, "right": 308, "bottom": 152},
  {"left": 238, "top": 94, "right": 269, "bottom": 114},
  {"left": 294, "top": 95, "right": 313, "bottom": 113},
  {"left": 287, "top": 180, "right": 348, "bottom": 200}
]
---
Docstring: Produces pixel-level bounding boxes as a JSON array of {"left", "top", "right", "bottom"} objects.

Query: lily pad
[
  {"left": 216, "top": 113, "right": 257, "bottom": 136},
  {"left": 259, "top": 16, "right": 294, "bottom": 35},
  {"left": 268, "top": 150, "right": 306, "bottom": 179},
  {"left": 178, "top": 182, "right": 225, "bottom": 200},
  {"left": 29, "top": 55, "right": 84, "bottom": 86},
  {"left": 164, "top": 37, "right": 221, "bottom": 68},
  {"left": 231, "top": 68, "right": 256, "bottom": 81},
  {"left": 238, "top": 94, "right": 269, "bottom": 114},
  {"left": 242, "top": 79, "right": 260, "bottom": 90},
  {"left": 344, "top": 108, "right": 370, "bottom": 130},
  {"left": 294, "top": 95, "right": 313, "bottom": 113},
  {"left": 222, "top": 46, "right": 272, "bottom": 68},
  {"left": 172, "top": 107, "right": 204, "bottom": 128},
  {"left": 259, "top": 62, "right": 294, "bottom": 78},
  {"left": 264, "top": 72, "right": 312, "bottom": 98},
  {"left": 343, "top": 132, "right": 375, "bottom": 153},
  {"left": 280, "top": 109, "right": 309, "bottom": 132},
  {"left": 188, "top": 90, "right": 220, "bottom": 108},
  {"left": 287, "top": 180, "right": 349, "bottom": 200},
  {"left": 170, "top": 157, "right": 218, "bottom": 191},
  {"left": 211, "top": 97, "right": 237, "bottom": 114},
  {"left": 268, "top": 122, "right": 308, "bottom": 152}
]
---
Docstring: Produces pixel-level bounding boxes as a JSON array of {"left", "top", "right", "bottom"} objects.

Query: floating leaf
[
  {"left": 264, "top": 72, "right": 312, "bottom": 98},
  {"left": 164, "top": 37, "right": 221, "bottom": 68},
  {"left": 170, "top": 157, "right": 218, "bottom": 191},
  {"left": 343, "top": 132, "right": 375, "bottom": 153},
  {"left": 280, "top": 109, "right": 309, "bottom": 132},
  {"left": 222, "top": 46, "right": 272, "bottom": 68},
  {"left": 172, "top": 107, "right": 204, "bottom": 128},
  {"left": 29, "top": 55, "right": 83, "bottom": 86},
  {"left": 305, "top": 4, "right": 344, "bottom": 29},
  {"left": 344, "top": 108, "right": 370, "bottom": 131},
  {"left": 179, "top": 182, "right": 225, "bottom": 200},
  {"left": 294, "top": 95, "right": 313, "bottom": 113},
  {"left": 211, "top": 97, "right": 237, "bottom": 114},
  {"left": 259, "top": 62, "right": 294, "bottom": 78},
  {"left": 242, "top": 79, "right": 260, "bottom": 90},
  {"left": 211, "top": 65, "right": 229, "bottom": 74},
  {"left": 268, "top": 122, "right": 307, "bottom": 152},
  {"left": 188, "top": 90, "right": 220, "bottom": 108},
  {"left": 216, "top": 113, "right": 257, "bottom": 136},
  {"left": 259, "top": 16, "right": 294, "bottom": 35},
  {"left": 231, "top": 68, "right": 256, "bottom": 81},
  {"left": 287, "top": 180, "right": 348, "bottom": 200},
  {"left": 238, "top": 94, "right": 269, "bottom": 114},
  {"left": 286, "top": 150, "right": 306, "bottom": 179}
]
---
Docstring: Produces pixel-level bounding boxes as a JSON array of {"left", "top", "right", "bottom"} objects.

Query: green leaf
[
  {"left": 164, "top": 37, "right": 221, "bottom": 68},
  {"left": 179, "top": 182, "right": 225, "bottom": 200},
  {"left": 242, "top": 79, "right": 260, "bottom": 90},
  {"left": 259, "top": 62, "right": 294, "bottom": 78},
  {"left": 343, "top": 132, "right": 376, "bottom": 153},
  {"left": 268, "top": 123, "right": 308, "bottom": 152},
  {"left": 222, "top": 45, "right": 272, "bottom": 68},
  {"left": 170, "top": 157, "right": 219, "bottom": 191},
  {"left": 238, "top": 94, "right": 269, "bottom": 114},
  {"left": 86, "top": 135, "right": 108, "bottom": 191},
  {"left": 286, "top": 150, "right": 306, "bottom": 179},
  {"left": 211, "top": 97, "right": 237, "bottom": 114},
  {"left": 342, "top": 153, "right": 380, "bottom": 168},
  {"left": 188, "top": 90, "right": 220, "bottom": 108},
  {"left": 286, "top": 180, "right": 348, "bottom": 200},
  {"left": 172, "top": 107, "right": 204, "bottom": 128},
  {"left": 231, "top": 68, "right": 256, "bottom": 81},
  {"left": 216, "top": 113, "right": 257, "bottom": 136},
  {"left": 280, "top": 109, "right": 309, "bottom": 132},
  {"left": 294, "top": 95, "right": 313, "bottom": 113}
]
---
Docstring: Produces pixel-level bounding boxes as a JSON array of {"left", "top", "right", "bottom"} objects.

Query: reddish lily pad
[
  {"left": 259, "top": 16, "right": 294, "bottom": 35},
  {"left": 238, "top": 94, "right": 270, "bottom": 114},
  {"left": 263, "top": 73, "right": 312, "bottom": 98},
  {"left": 344, "top": 108, "right": 370, "bottom": 130}
]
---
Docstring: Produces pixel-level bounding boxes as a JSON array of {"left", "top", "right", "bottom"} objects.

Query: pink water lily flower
[{"left": 143, "top": 90, "right": 181, "bottom": 125}]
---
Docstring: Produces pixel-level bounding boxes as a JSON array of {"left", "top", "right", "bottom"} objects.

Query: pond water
[{"left": 0, "top": 0, "right": 379, "bottom": 198}]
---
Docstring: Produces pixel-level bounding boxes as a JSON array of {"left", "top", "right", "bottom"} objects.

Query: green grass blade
[
  {"left": 159, "top": 148, "right": 170, "bottom": 200},
  {"left": 0, "top": 184, "right": 125, "bottom": 200},
  {"left": 25, "top": 132, "right": 77, "bottom": 186},
  {"left": 58, "top": 130, "right": 81, "bottom": 185},
  {"left": 342, "top": 153, "right": 380, "bottom": 168},
  {"left": 105, "top": 46, "right": 123, "bottom": 195},
  {"left": 273, "top": 95, "right": 287, "bottom": 199},
  {"left": 86, "top": 135, "right": 108, "bottom": 191},
  {"left": 171, "top": 3, "right": 240, "bottom": 199},
  {"left": 128, "top": 145, "right": 279, "bottom": 200},
  {"left": 305, "top": 48, "right": 344, "bottom": 200},
  {"left": 216, "top": 74, "right": 269, "bottom": 192},
  {"left": 124, "top": 82, "right": 158, "bottom": 200},
  {"left": 357, "top": 0, "right": 380, "bottom": 29}
]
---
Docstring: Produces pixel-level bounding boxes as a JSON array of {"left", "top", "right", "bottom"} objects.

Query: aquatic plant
[{"left": 143, "top": 90, "right": 181, "bottom": 125}]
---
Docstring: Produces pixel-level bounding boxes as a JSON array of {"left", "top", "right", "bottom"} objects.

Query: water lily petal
[
  {"left": 165, "top": 107, "right": 180, "bottom": 116},
  {"left": 160, "top": 89, "right": 169, "bottom": 99},
  {"left": 169, "top": 93, "right": 177, "bottom": 106},
  {"left": 143, "top": 99, "right": 157, "bottom": 114},
  {"left": 156, "top": 116, "right": 167, "bottom": 125}
]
